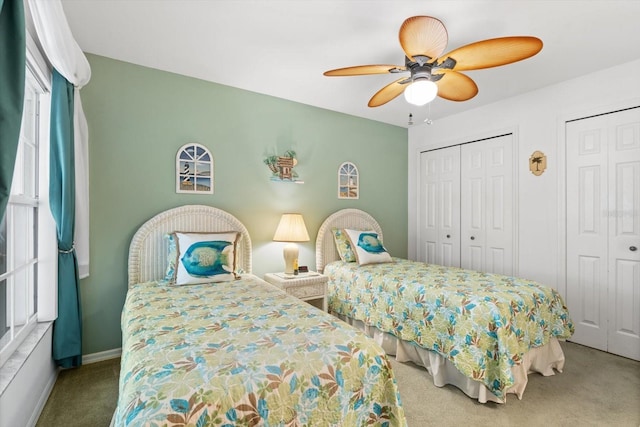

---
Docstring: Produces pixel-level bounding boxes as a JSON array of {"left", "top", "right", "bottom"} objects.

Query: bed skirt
[{"left": 335, "top": 314, "right": 566, "bottom": 403}]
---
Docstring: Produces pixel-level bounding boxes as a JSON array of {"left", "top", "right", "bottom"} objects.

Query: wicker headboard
[
  {"left": 315, "top": 209, "right": 383, "bottom": 273},
  {"left": 128, "top": 205, "right": 252, "bottom": 286}
]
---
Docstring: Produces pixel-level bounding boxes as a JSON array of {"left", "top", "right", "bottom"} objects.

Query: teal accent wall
[{"left": 80, "top": 54, "right": 408, "bottom": 355}]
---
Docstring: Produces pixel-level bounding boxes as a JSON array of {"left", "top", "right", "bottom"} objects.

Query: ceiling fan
[{"left": 323, "top": 16, "right": 543, "bottom": 107}]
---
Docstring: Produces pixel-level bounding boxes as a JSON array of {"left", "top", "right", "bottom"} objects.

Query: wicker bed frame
[
  {"left": 315, "top": 208, "right": 566, "bottom": 403},
  {"left": 127, "top": 204, "right": 252, "bottom": 286},
  {"left": 316, "top": 208, "right": 382, "bottom": 273}
]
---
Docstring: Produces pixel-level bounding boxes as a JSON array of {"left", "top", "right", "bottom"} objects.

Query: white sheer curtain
[{"left": 27, "top": 0, "right": 90, "bottom": 278}]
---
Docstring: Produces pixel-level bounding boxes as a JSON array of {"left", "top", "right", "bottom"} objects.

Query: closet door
[
  {"left": 566, "top": 115, "right": 609, "bottom": 351},
  {"left": 418, "top": 134, "right": 514, "bottom": 273},
  {"left": 607, "top": 109, "right": 640, "bottom": 360},
  {"left": 460, "top": 135, "right": 514, "bottom": 275},
  {"left": 566, "top": 107, "right": 640, "bottom": 360},
  {"left": 418, "top": 146, "right": 460, "bottom": 266}
]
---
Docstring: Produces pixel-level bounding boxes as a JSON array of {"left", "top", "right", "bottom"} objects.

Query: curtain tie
[{"left": 58, "top": 243, "right": 75, "bottom": 254}]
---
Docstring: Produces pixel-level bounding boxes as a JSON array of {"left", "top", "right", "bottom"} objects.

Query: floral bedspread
[
  {"left": 325, "top": 258, "right": 574, "bottom": 399},
  {"left": 115, "top": 275, "right": 406, "bottom": 427}
]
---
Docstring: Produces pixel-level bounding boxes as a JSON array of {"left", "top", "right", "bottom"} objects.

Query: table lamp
[{"left": 273, "top": 213, "right": 310, "bottom": 275}]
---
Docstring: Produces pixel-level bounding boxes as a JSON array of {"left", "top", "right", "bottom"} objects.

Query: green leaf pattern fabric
[
  {"left": 325, "top": 258, "right": 574, "bottom": 399},
  {"left": 332, "top": 228, "right": 356, "bottom": 262},
  {"left": 115, "top": 276, "right": 407, "bottom": 426}
]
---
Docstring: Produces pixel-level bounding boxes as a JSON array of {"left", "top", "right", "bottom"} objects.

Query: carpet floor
[{"left": 36, "top": 341, "right": 639, "bottom": 426}]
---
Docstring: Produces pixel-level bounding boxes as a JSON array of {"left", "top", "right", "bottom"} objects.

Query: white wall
[{"left": 408, "top": 58, "right": 640, "bottom": 298}]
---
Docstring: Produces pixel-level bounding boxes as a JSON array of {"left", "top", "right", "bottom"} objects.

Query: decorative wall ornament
[
  {"left": 264, "top": 150, "right": 302, "bottom": 183},
  {"left": 176, "top": 143, "right": 213, "bottom": 193},
  {"left": 529, "top": 151, "right": 547, "bottom": 176},
  {"left": 338, "top": 161, "right": 359, "bottom": 199}
]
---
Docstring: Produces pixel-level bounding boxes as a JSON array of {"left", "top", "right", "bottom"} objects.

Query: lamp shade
[
  {"left": 273, "top": 213, "right": 310, "bottom": 242},
  {"left": 273, "top": 213, "right": 309, "bottom": 275},
  {"left": 404, "top": 79, "right": 438, "bottom": 106}
]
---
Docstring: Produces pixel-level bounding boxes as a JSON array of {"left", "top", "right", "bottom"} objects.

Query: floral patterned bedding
[
  {"left": 115, "top": 275, "right": 406, "bottom": 427},
  {"left": 325, "top": 258, "right": 574, "bottom": 399}
]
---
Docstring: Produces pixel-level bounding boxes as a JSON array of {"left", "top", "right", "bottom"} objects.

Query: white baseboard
[{"left": 82, "top": 348, "right": 122, "bottom": 364}]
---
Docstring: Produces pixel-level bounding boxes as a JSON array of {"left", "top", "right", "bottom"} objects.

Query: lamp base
[{"left": 282, "top": 243, "right": 298, "bottom": 275}]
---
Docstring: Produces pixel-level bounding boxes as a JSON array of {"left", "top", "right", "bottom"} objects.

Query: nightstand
[{"left": 264, "top": 272, "right": 328, "bottom": 312}]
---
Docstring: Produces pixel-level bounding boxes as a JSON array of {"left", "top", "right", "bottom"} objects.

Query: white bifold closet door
[
  {"left": 419, "top": 145, "right": 461, "bottom": 267},
  {"left": 566, "top": 107, "right": 640, "bottom": 361},
  {"left": 418, "top": 134, "right": 514, "bottom": 275}
]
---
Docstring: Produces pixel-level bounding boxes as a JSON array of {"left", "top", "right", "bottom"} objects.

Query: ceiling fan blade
[
  {"left": 368, "top": 77, "right": 408, "bottom": 107},
  {"left": 439, "top": 36, "right": 543, "bottom": 71},
  {"left": 399, "top": 16, "right": 448, "bottom": 61},
  {"left": 434, "top": 70, "right": 479, "bottom": 101},
  {"left": 324, "top": 64, "right": 406, "bottom": 76}
]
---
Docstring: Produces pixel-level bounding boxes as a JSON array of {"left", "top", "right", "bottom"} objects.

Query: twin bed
[
  {"left": 113, "top": 205, "right": 406, "bottom": 427},
  {"left": 113, "top": 204, "right": 573, "bottom": 425},
  {"left": 316, "top": 208, "right": 574, "bottom": 403}
]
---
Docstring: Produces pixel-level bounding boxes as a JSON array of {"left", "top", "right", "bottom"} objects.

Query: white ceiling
[{"left": 59, "top": 0, "right": 640, "bottom": 128}]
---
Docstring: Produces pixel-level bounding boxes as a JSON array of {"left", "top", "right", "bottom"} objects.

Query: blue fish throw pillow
[
  {"left": 173, "top": 231, "right": 240, "bottom": 285},
  {"left": 343, "top": 229, "right": 392, "bottom": 265}
]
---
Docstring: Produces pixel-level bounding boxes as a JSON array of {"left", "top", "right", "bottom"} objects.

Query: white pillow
[
  {"left": 343, "top": 229, "right": 392, "bottom": 265},
  {"left": 173, "top": 231, "right": 240, "bottom": 285}
]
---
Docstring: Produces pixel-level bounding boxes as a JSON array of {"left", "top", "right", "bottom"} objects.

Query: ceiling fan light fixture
[
  {"left": 404, "top": 79, "right": 438, "bottom": 106},
  {"left": 324, "top": 16, "right": 542, "bottom": 109}
]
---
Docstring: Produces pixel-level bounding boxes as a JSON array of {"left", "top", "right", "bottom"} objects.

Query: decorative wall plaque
[
  {"left": 176, "top": 143, "right": 213, "bottom": 193},
  {"left": 338, "top": 161, "right": 359, "bottom": 199},
  {"left": 264, "top": 150, "right": 301, "bottom": 182},
  {"left": 529, "top": 151, "right": 547, "bottom": 176}
]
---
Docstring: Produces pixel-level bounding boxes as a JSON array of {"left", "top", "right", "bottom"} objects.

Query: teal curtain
[
  {"left": 0, "top": 0, "right": 25, "bottom": 218},
  {"left": 50, "top": 69, "right": 82, "bottom": 368}
]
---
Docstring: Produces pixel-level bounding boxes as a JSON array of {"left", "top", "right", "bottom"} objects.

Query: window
[{"left": 0, "top": 48, "right": 55, "bottom": 367}]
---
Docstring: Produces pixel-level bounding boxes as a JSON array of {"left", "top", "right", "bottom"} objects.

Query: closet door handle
[
  {"left": 446, "top": 234, "right": 451, "bottom": 238},
  {"left": 470, "top": 236, "right": 475, "bottom": 240},
  {"left": 631, "top": 246, "right": 638, "bottom": 252}
]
